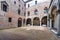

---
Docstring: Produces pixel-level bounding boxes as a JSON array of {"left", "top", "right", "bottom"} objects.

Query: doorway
[{"left": 18, "top": 18, "right": 22, "bottom": 27}]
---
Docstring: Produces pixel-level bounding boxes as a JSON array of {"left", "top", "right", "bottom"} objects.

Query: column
[
  {"left": 50, "top": 14, "right": 52, "bottom": 29},
  {"left": 22, "top": 19, "right": 23, "bottom": 27},
  {"left": 50, "top": 19, "right": 52, "bottom": 29},
  {"left": 32, "top": 18, "right": 33, "bottom": 26},
  {"left": 25, "top": 19, "right": 26, "bottom": 26},
  {"left": 40, "top": 20, "right": 41, "bottom": 26},
  {"left": 57, "top": 14, "right": 60, "bottom": 36},
  {"left": 47, "top": 15, "right": 50, "bottom": 27}
]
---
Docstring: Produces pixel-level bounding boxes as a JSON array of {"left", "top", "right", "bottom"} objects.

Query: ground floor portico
[{"left": 25, "top": 15, "right": 47, "bottom": 27}]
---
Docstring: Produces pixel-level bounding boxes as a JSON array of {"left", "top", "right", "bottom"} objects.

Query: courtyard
[{"left": 0, "top": 26, "right": 58, "bottom": 40}]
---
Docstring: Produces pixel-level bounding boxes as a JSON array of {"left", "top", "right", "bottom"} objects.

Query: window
[
  {"left": 35, "top": 1, "right": 37, "bottom": 5},
  {"left": 19, "top": 0, "right": 20, "bottom": 1},
  {"left": 18, "top": 9, "right": 20, "bottom": 15},
  {"left": 28, "top": 4, "right": 30, "bottom": 8},
  {"left": 44, "top": 7, "right": 48, "bottom": 13},
  {"left": 8, "top": 17, "right": 12, "bottom": 22},
  {"left": 28, "top": 11, "right": 30, "bottom": 16},
  {"left": 34, "top": 9, "right": 38, "bottom": 15},
  {"left": 14, "top": 1, "right": 16, "bottom": 4},
  {"left": 19, "top": 5, "right": 20, "bottom": 7},
  {"left": 1, "top": 1, "right": 8, "bottom": 12}
]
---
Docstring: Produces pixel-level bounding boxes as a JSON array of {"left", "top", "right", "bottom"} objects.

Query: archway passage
[
  {"left": 41, "top": 16, "right": 47, "bottom": 26},
  {"left": 26, "top": 18, "right": 31, "bottom": 25},
  {"left": 18, "top": 18, "right": 22, "bottom": 27},
  {"left": 33, "top": 17, "right": 40, "bottom": 26}
]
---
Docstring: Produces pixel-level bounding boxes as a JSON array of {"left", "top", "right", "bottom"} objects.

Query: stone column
[
  {"left": 47, "top": 15, "right": 50, "bottom": 27},
  {"left": 25, "top": 19, "right": 26, "bottom": 26},
  {"left": 32, "top": 18, "right": 33, "bottom": 26},
  {"left": 57, "top": 14, "right": 60, "bottom": 36},
  {"left": 50, "top": 14, "right": 52, "bottom": 29},
  {"left": 22, "top": 19, "right": 23, "bottom": 27},
  {"left": 50, "top": 19, "right": 52, "bottom": 29},
  {"left": 40, "top": 20, "right": 41, "bottom": 26}
]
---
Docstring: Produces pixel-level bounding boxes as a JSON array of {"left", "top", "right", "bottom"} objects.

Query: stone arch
[
  {"left": 33, "top": 17, "right": 40, "bottom": 26},
  {"left": 41, "top": 16, "right": 47, "bottom": 26},
  {"left": 26, "top": 18, "right": 31, "bottom": 25},
  {"left": 18, "top": 17, "right": 22, "bottom": 27}
]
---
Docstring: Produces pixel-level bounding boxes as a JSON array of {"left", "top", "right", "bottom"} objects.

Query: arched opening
[
  {"left": 26, "top": 18, "right": 31, "bottom": 25},
  {"left": 33, "top": 17, "right": 40, "bottom": 26},
  {"left": 18, "top": 18, "right": 22, "bottom": 27},
  {"left": 51, "top": 6, "right": 57, "bottom": 30},
  {"left": 41, "top": 16, "right": 47, "bottom": 26},
  {"left": 34, "top": 9, "right": 38, "bottom": 15},
  {"left": 44, "top": 7, "right": 48, "bottom": 13}
]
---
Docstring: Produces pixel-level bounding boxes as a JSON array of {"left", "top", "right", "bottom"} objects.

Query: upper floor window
[
  {"left": 8, "top": 17, "right": 12, "bottom": 22},
  {"left": 1, "top": 1, "right": 9, "bottom": 12},
  {"left": 18, "top": 9, "right": 20, "bottom": 15},
  {"left": 28, "top": 4, "right": 30, "bottom": 8},
  {"left": 19, "top": 5, "right": 20, "bottom": 7},
  {"left": 35, "top": 1, "right": 37, "bottom": 5},
  {"left": 44, "top": 7, "right": 48, "bottom": 13},
  {"left": 14, "top": 1, "right": 16, "bottom": 4},
  {"left": 34, "top": 9, "right": 38, "bottom": 15},
  {"left": 19, "top": 0, "right": 20, "bottom": 1},
  {"left": 28, "top": 11, "right": 30, "bottom": 16}
]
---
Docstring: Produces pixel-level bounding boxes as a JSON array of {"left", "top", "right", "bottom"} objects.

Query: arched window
[
  {"left": 18, "top": 9, "right": 20, "bottom": 15},
  {"left": 34, "top": 9, "right": 38, "bottom": 15},
  {"left": 1, "top": 1, "right": 9, "bottom": 12},
  {"left": 28, "top": 11, "right": 30, "bottom": 16},
  {"left": 44, "top": 7, "right": 48, "bottom": 13}
]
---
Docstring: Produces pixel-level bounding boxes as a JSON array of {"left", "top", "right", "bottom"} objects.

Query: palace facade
[
  {"left": 26, "top": 0, "right": 50, "bottom": 26},
  {"left": 0, "top": 0, "right": 26, "bottom": 29}
]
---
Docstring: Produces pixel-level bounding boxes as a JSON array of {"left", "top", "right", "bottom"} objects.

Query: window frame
[
  {"left": 1, "top": 1, "right": 9, "bottom": 12},
  {"left": 8, "top": 17, "right": 12, "bottom": 22}
]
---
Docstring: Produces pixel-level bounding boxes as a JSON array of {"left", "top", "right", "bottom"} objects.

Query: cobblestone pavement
[
  {"left": 58, "top": 37, "right": 60, "bottom": 40},
  {"left": 0, "top": 26, "right": 58, "bottom": 40}
]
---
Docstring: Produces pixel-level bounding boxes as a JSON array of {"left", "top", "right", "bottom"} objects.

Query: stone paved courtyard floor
[{"left": 0, "top": 26, "right": 58, "bottom": 40}]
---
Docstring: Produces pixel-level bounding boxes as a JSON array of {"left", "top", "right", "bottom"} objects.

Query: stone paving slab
[{"left": 0, "top": 26, "right": 58, "bottom": 40}]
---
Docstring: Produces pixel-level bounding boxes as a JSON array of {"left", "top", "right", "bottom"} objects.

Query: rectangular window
[
  {"left": 18, "top": 9, "right": 20, "bottom": 15},
  {"left": 3, "top": 4, "right": 7, "bottom": 12},
  {"left": 8, "top": 18, "right": 12, "bottom": 22},
  {"left": 28, "top": 11, "right": 30, "bottom": 16},
  {"left": 14, "top": 1, "right": 16, "bottom": 4},
  {"left": 1, "top": 1, "right": 8, "bottom": 12}
]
